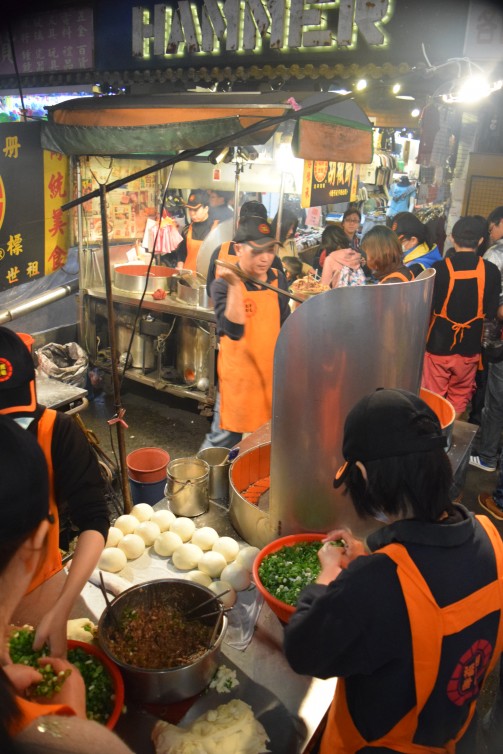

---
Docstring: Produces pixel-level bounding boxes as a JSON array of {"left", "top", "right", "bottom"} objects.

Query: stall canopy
[{"left": 41, "top": 92, "right": 373, "bottom": 162}]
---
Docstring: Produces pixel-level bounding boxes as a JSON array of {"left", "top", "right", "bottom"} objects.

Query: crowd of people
[{"left": 3, "top": 189, "right": 503, "bottom": 753}]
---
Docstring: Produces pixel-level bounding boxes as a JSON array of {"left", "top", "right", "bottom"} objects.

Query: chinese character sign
[
  {"left": 0, "top": 7, "right": 93, "bottom": 76},
  {"left": 44, "top": 150, "right": 70, "bottom": 273},
  {"left": 0, "top": 122, "right": 69, "bottom": 292},
  {"left": 301, "top": 159, "right": 358, "bottom": 208}
]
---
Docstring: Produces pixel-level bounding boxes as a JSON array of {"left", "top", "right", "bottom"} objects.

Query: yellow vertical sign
[{"left": 43, "top": 150, "right": 70, "bottom": 274}]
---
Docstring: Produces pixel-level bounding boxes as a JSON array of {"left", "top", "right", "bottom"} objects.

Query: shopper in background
[
  {"left": 208, "top": 189, "right": 234, "bottom": 222},
  {"left": 421, "top": 217, "right": 500, "bottom": 420},
  {"left": 361, "top": 225, "right": 422, "bottom": 283},
  {"left": 391, "top": 212, "right": 442, "bottom": 270},
  {"left": 284, "top": 388, "right": 503, "bottom": 754},
  {"left": 320, "top": 225, "right": 365, "bottom": 288},
  {"left": 0, "top": 327, "right": 109, "bottom": 658},
  {"left": 341, "top": 207, "right": 362, "bottom": 252},
  {"left": 469, "top": 206, "right": 503, "bottom": 476},
  {"left": 175, "top": 189, "right": 219, "bottom": 272}
]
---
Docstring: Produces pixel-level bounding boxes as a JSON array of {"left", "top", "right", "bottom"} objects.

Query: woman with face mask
[{"left": 391, "top": 212, "right": 442, "bottom": 270}]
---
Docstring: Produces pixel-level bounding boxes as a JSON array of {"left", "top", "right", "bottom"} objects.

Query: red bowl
[
  {"left": 252, "top": 533, "right": 326, "bottom": 623},
  {"left": 67, "top": 640, "right": 124, "bottom": 730}
]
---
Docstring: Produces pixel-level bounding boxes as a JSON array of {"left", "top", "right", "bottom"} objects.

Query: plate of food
[{"left": 290, "top": 275, "right": 330, "bottom": 301}]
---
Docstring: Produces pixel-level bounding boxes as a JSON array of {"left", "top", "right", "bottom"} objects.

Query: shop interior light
[
  {"left": 355, "top": 79, "right": 367, "bottom": 91},
  {"left": 411, "top": 108, "right": 421, "bottom": 117},
  {"left": 209, "top": 146, "right": 231, "bottom": 164},
  {"left": 442, "top": 75, "right": 503, "bottom": 104},
  {"left": 395, "top": 94, "right": 415, "bottom": 101},
  {"left": 392, "top": 83, "right": 401, "bottom": 94}
]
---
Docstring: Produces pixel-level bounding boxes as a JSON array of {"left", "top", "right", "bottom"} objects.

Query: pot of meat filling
[{"left": 97, "top": 579, "right": 228, "bottom": 703}]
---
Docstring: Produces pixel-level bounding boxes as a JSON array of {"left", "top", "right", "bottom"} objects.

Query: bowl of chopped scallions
[
  {"left": 8, "top": 628, "right": 124, "bottom": 730},
  {"left": 253, "top": 533, "right": 328, "bottom": 623}
]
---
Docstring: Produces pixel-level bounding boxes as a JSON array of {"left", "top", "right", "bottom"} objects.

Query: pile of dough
[
  {"left": 66, "top": 618, "right": 97, "bottom": 643},
  {"left": 152, "top": 699, "right": 270, "bottom": 754}
]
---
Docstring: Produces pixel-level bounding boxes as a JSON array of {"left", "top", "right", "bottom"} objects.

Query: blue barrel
[{"left": 128, "top": 476, "right": 166, "bottom": 505}]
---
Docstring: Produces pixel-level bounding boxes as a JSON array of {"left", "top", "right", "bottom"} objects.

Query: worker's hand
[
  {"left": 323, "top": 528, "right": 367, "bottom": 563},
  {"left": 3, "top": 663, "right": 43, "bottom": 695},
  {"left": 35, "top": 657, "right": 86, "bottom": 719},
  {"left": 33, "top": 609, "right": 68, "bottom": 659},
  {"left": 316, "top": 541, "right": 346, "bottom": 584},
  {"left": 218, "top": 267, "right": 242, "bottom": 287}
]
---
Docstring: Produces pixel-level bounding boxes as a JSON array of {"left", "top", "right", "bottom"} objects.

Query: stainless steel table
[{"left": 36, "top": 376, "right": 88, "bottom": 414}]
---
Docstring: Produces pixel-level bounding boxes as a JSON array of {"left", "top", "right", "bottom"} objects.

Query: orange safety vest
[
  {"left": 27, "top": 408, "right": 63, "bottom": 594},
  {"left": 427, "top": 257, "right": 486, "bottom": 350},
  {"left": 320, "top": 515, "right": 503, "bottom": 754},
  {"left": 218, "top": 271, "right": 281, "bottom": 433},
  {"left": 10, "top": 695, "right": 75, "bottom": 736},
  {"left": 185, "top": 220, "right": 219, "bottom": 272}
]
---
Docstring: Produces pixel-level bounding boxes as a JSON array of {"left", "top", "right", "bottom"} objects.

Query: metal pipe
[{"left": 0, "top": 281, "right": 78, "bottom": 325}]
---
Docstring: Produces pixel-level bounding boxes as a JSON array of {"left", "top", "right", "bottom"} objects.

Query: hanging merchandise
[{"left": 416, "top": 103, "right": 441, "bottom": 167}]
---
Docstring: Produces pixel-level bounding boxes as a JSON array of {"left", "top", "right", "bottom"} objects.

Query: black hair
[
  {"left": 282, "top": 256, "right": 303, "bottom": 281},
  {"left": 343, "top": 206, "right": 362, "bottom": 221},
  {"left": 343, "top": 416, "right": 453, "bottom": 523},
  {"left": 321, "top": 224, "right": 352, "bottom": 252},
  {"left": 488, "top": 206, "right": 503, "bottom": 227},
  {"left": 392, "top": 212, "right": 433, "bottom": 247},
  {"left": 270, "top": 209, "right": 298, "bottom": 243}
]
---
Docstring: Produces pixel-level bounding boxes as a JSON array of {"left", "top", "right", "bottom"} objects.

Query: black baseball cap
[
  {"left": 184, "top": 189, "right": 210, "bottom": 210},
  {"left": 0, "top": 415, "right": 50, "bottom": 541},
  {"left": 333, "top": 388, "right": 447, "bottom": 488},
  {"left": 233, "top": 217, "right": 279, "bottom": 249},
  {"left": 0, "top": 327, "right": 37, "bottom": 414}
]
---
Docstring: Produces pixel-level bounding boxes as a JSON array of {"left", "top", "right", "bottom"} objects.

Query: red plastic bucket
[{"left": 126, "top": 447, "right": 170, "bottom": 483}]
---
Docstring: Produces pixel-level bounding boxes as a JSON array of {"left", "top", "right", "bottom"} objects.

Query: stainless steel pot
[
  {"left": 165, "top": 457, "right": 209, "bottom": 516},
  {"left": 113, "top": 263, "right": 178, "bottom": 294},
  {"left": 176, "top": 319, "right": 210, "bottom": 385},
  {"left": 97, "top": 579, "right": 227, "bottom": 704},
  {"left": 176, "top": 276, "right": 210, "bottom": 309}
]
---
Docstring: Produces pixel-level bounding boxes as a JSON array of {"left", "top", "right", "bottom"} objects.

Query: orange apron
[
  {"left": 381, "top": 269, "right": 414, "bottom": 283},
  {"left": 10, "top": 695, "right": 75, "bottom": 735},
  {"left": 27, "top": 408, "right": 63, "bottom": 594},
  {"left": 320, "top": 515, "right": 503, "bottom": 754},
  {"left": 427, "top": 257, "right": 485, "bottom": 350},
  {"left": 185, "top": 220, "right": 219, "bottom": 272},
  {"left": 218, "top": 273, "right": 280, "bottom": 433}
]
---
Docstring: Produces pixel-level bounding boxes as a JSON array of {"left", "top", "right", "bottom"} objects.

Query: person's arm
[
  {"left": 175, "top": 232, "right": 188, "bottom": 268},
  {"left": 33, "top": 530, "right": 105, "bottom": 657},
  {"left": 17, "top": 715, "right": 136, "bottom": 754},
  {"left": 32, "top": 414, "right": 109, "bottom": 656}
]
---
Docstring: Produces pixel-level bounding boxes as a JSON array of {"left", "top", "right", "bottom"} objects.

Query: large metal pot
[
  {"left": 176, "top": 319, "right": 210, "bottom": 385},
  {"left": 97, "top": 579, "right": 227, "bottom": 704},
  {"left": 113, "top": 263, "right": 178, "bottom": 294},
  {"left": 176, "top": 274, "right": 210, "bottom": 309}
]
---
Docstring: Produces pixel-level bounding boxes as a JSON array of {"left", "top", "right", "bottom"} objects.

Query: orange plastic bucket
[{"left": 126, "top": 447, "right": 170, "bottom": 483}]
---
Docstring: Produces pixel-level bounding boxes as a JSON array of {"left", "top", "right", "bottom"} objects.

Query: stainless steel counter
[{"left": 36, "top": 376, "right": 88, "bottom": 414}]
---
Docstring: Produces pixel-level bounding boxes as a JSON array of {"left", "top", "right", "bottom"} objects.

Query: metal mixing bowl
[{"left": 97, "top": 579, "right": 227, "bottom": 703}]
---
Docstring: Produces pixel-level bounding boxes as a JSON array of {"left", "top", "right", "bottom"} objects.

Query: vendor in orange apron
[
  {"left": 176, "top": 189, "right": 218, "bottom": 272},
  {"left": 320, "top": 515, "right": 503, "bottom": 754},
  {"left": 283, "top": 388, "right": 503, "bottom": 754},
  {"left": 212, "top": 217, "right": 289, "bottom": 434}
]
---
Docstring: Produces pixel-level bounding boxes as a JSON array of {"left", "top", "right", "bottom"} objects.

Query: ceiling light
[
  {"left": 411, "top": 108, "right": 421, "bottom": 117},
  {"left": 392, "top": 83, "right": 401, "bottom": 94},
  {"left": 442, "top": 75, "right": 502, "bottom": 104},
  {"left": 355, "top": 79, "right": 367, "bottom": 91},
  {"left": 395, "top": 94, "right": 415, "bottom": 101}
]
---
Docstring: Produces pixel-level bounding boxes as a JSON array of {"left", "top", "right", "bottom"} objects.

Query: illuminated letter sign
[{"left": 132, "top": 0, "right": 393, "bottom": 58}]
